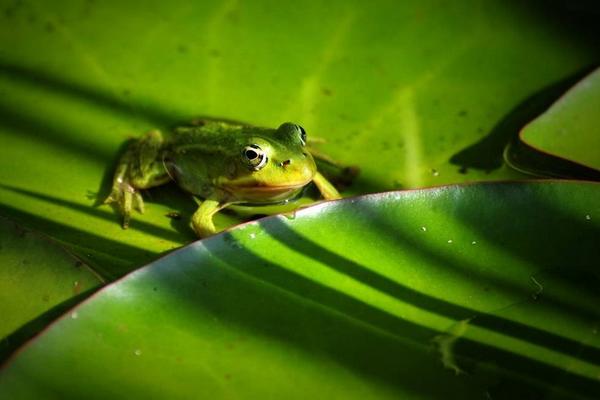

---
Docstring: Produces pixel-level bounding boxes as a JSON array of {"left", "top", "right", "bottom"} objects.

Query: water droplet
[
  {"left": 447, "top": 239, "right": 453, "bottom": 244},
  {"left": 73, "top": 280, "right": 79, "bottom": 286},
  {"left": 431, "top": 169, "right": 439, "bottom": 177},
  {"left": 249, "top": 233, "right": 256, "bottom": 239},
  {"left": 585, "top": 214, "right": 591, "bottom": 220},
  {"left": 71, "top": 311, "right": 78, "bottom": 319},
  {"left": 284, "top": 211, "right": 296, "bottom": 220},
  {"left": 421, "top": 226, "right": 427, "bottom": 232},
  {"left": 471, "top": 241, "right": 477, "bottom": 245},
  {"left": 134, "top": 349, "right": 142, "bottom": 356}
]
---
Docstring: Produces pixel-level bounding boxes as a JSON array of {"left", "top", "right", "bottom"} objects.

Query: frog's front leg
[
  {"left": 105, "top": 130, "right": 171, "bottom": 228},
  {"left": 191, "top": 199, "right": 230, "bottom": 238},
  {"left": 312, "top": 172, "right": 341, "bottom": 200}
]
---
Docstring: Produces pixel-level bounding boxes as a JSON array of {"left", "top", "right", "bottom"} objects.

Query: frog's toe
[
  {"left": 133, "top": 192, "right": 145, "bottom": 214},
  {"left": 103, "top": 181, "right": 143, "bottom": 228},
  {"left": 104, "top": 183, "right": 126, "bottom": 205},
  {"left": 122, "top": 212, "right": 131, "bottom": 229},
  {"left": 103, "top": 192, "right": 117, "bottom": 205},
  {"left": 119, "top": 189, "right": 133, "bottom": 229}
]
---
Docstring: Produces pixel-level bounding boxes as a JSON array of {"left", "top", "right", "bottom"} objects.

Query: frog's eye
[
  {"left": 296, "top": 125, "right": 307, "bottom": 146},
  {"left": 242, "top": 144, "right": 268, "bottom": 171}
]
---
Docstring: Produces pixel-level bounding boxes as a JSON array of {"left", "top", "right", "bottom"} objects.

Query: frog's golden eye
[
  {"left": 296, "top": 125, "right": 307, "bottom": 146},
  {"left": 242, "top": 144, "right": 268, "bottom": 171}
]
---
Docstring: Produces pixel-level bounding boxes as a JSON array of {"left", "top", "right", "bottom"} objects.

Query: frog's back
[{"left": 170, "top": 119, "right": 273, "bottom": 148}]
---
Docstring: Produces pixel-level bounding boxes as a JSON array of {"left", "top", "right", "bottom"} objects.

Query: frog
[{"left": 104, "top": 119, "right": 342, "bottom": 238}]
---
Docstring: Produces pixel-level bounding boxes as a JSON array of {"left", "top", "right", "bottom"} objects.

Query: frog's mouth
[
  {"left": 242, "top": 183, "right": 304, "bottom": 192},
  {"left": 224, "top": 182, "right": 308, "bottom": 202}
]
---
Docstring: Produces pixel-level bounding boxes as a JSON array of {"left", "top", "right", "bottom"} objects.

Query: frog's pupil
[
  {"left": 243, "top": 145, "right": 268, "bottom": 170},
  {"left": 245, "top": 149, "right": 258, "bottom": 160}
]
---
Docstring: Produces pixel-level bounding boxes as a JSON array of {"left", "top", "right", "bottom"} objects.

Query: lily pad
[
  {"left": 1, "top": 181, "right": 598, "bottom": 399},
  {"left": 506, "top": 68, "right": 600, "bottom": 179},
  {"left": 0, "top": 216, "right": 103, "bottom": 359}
]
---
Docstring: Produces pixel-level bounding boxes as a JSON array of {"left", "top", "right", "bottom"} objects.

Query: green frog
[{"left": 104, "top": 119, "right": 342, "bottom": 237}]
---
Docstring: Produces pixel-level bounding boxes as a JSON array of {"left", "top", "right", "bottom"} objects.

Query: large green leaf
[
  {"left": 0, "top": 216, "right": 102, "bottom": 355},
  {"left": 505, "top": 68, "right": 600, "bottom": 179},
  {"left": 1, "top": 182, "right": 598, "bottom": 399},
  {"left": 521, "top": 68, "right": 600, "bottom": 171},
  {"left": 0, "top": 0, "right": 598, "bottom": 278}
]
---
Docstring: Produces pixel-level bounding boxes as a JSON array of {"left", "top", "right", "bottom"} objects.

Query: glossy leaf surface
[
  {"left": 514, "top": 68, "right": 600, "bottom": 175},
  {"left": 1, "top": 182, "right": 598, "bottom": 399}
]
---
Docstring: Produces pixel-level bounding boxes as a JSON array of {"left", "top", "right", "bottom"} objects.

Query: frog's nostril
[{"left": 279, "top": 159, "right": 292, "bottom": 167}]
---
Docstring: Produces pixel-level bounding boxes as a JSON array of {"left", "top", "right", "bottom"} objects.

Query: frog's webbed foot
[{"left": 104, "top": 167, "right": 145, "bottom": 229}]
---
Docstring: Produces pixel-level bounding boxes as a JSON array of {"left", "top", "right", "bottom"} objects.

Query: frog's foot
[
  {"left": 104, "top": 130, "right": 168, "bottom": 229},
  {"left": 104, "top": 178, "right": 145, "bottom": 229},
  {"left": 191, "top": 199, "right": 229, "bottom": 238}
]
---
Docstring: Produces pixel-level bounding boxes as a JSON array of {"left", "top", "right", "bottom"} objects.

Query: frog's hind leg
[{"left": 105, "top": 130, "right": 171, "bottom": 228}]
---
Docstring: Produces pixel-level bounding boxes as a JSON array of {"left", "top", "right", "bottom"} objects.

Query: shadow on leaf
[{"left": 449, "top": 66, "right": 595, "bottom": 173}]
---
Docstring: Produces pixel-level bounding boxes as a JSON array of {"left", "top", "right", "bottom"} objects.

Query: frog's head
[{"left": 222, "top": 122, "right": 317, "bottom": 202}]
